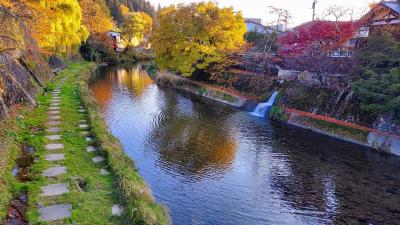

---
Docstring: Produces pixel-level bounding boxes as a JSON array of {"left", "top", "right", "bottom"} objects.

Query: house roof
[{"left": 381, "top": 0, "right": 400, "bottom": 14}]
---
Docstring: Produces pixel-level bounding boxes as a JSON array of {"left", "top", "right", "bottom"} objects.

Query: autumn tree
[
  {"left": 79, "top": 0, "right": 114, "bottom": 37},
  {"left": 278, "top": 20, "right": 357, "bottom": 78},
  {"left": 151, "top": 2, "right": 246, "bottom": 77},
  {"left": 120, "top": 11, "right": 152, "bottom": 46}
]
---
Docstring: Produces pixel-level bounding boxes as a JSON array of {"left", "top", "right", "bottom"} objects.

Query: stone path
[{"left": 38, "top": 85, "right": 123, "bottom": 223}]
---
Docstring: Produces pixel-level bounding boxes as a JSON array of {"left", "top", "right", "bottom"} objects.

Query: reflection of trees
[
  {"left": 90, "top": 68, "right": 114, "bottom": 108},
  {"left": 116, "top": 64, "right": 153, "bottom": 97},
  {"left": 147, "top": 93, "right": 237, "bottom": 181},
  {"left": 268, "top": 124, "right": 400, "bottom": 224}
]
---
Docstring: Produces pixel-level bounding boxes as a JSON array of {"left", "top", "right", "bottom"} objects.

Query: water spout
[{"left": 251, "top": 91, "right": 279, "bottom": 117}]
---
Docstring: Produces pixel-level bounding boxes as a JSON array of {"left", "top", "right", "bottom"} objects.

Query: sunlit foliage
[
  {"left": 120, "top": 10, "right": 152, "bottom": 46},
  {"left": 79, "top": 0, "right": 114, "bottom": 37},
  {"left": 151, "top": 2, "right": 246, "bottom": 76}
]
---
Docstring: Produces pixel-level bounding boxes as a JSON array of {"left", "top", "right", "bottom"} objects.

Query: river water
[{"left": 90, "top": 64, "right": 400, "bottom": 225}]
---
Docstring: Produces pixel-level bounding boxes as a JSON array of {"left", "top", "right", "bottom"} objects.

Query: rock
[
  {"left": 278, "top": 69, "right": 299, "bottom": 81},
  {"left": 81, "top": 131, "right": 90, "bottom": 136},
  {"left": 43, "top": 166, "right": 67, "bottom": 177},
  {"left": 45, "top": 154, "right": 65, "bottom": 161},
  {"left": 46, "top": 135, "right": 62, "bottom": 141},
  {"left": 78, "top": 109, "right": 86, "bottom": 113},
  {"left": 92, "top": 156, "right": 105, "bottom": 163},
  {"left": 111, "top": 205, "right": 123, "bottom": 216},
  {"left": 39, "top": 204, "right": 72, "bottom": 222},
  {"left": 87, "top": 146, "right": 96, "bottom": 152},
  {"left": 85, "top": 137, "right": 92, "bottom": 142},
  {"left": 45, "top": 143, "right": 63, "bottom": 151},
  {"left": 50, "top": 103, "right": 60, "bottom": 107},
  {"left": 41, "top": 183, "right": 69, "bottom": 197},
  {"left": 49, "top": 107, "right": 60, "bottom": 110},
  {"left": 46, "top": 127, "right": 60, "bottom": 133}
]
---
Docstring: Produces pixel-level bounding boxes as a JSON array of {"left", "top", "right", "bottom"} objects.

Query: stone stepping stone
[
  {"left": 49, "top": 107, "right": 60, "bottom": 110},
  {"left": 50, "top": 103, "right": 60, "bottom": 107},
  {"left": 79, "top": 119, "right": 87, "bottom": 123},
  {"left": 92, "top": 156, "right": 105, "bottom": 163},
  {"left": 45, "top": 154, "right": 65, "bottom": 161},
  {"left": 112, "top": 205, "right": 123, "bottom": 216},
  {"left": 78, "top": 109, "right": 86, "bottom": 113},
  {"left": 39, "top": 204, "right": 72, "bottom": 222},
  {"left": 81, "top": 131, "right": 90, "bottom": 136},
  {"left": 46, "top": 135, "right": 62, "bottom": 141},
  {"left": 43, "top": 166, "right": 67, "bottom": 177},
  {"left": 46, "top": 127, "right": 60, "bottom": 133},
  {"left": 47, "top": 110, "right": 60, "bottom": 115},
  {"left": 48, "top": 115, "right": 61, "bottom": 120},
  {"left": 79, "top": 124, "right": 89, "bottom": 129},
  {"left": 52, "top": 96, "right": 61, "bottom": 99},
  {"left": 85, "top": 137, "right": 93, "bottom": 142},
  {"left": 41, "top": 183, "right": 69, "bottom": 197},
  {"left": 100, "top": 169, "right": 110, "bottom": 176},
  {"left": 46, "top": 121, "right": 61, "bottom": 126},
  {"left": 87, "top": 146, "right": 96, "bottom": 152},
  {"left": 45, "top": 143, "right": 64, "bottom": 151}
]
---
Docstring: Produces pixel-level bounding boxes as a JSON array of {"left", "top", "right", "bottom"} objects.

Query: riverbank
[
  {"left": 0, "top": 62, "right": 169, "bottom": 224},
  {"left": 156, "top": 71, "right": 259, "bottom": 109}
]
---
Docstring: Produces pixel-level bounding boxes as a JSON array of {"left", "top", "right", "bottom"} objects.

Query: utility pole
[{"left": 312, "top": 0, "right": 318, "bottom": 21}]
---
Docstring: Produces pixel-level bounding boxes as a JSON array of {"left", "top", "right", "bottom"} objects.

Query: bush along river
[{"left": 90, "top": 63, "right": 400, "bottom": 225}]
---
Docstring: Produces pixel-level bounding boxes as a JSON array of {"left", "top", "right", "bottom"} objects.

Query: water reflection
[{"left": 90, "top": 64, "right": 400, "bottom": 225}]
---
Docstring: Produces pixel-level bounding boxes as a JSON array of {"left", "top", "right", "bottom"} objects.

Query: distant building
[
  {"left": 244, "top": 18, "right": 284, "bottom": 34},
  {"left": 108, "top": 31, "right": 125, "bottom": 52}
]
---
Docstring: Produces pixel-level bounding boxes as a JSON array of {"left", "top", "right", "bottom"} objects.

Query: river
[{"left": 90, "top": 64, "right": 400, "bottom": 225}]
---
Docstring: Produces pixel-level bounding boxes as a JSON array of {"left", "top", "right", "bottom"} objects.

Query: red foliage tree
[
  {"left": 278, "top": 20, "right": 357, "bottom": 56},
  {"left": 277, "top": 20, "right": 359, "bottom": 81}
]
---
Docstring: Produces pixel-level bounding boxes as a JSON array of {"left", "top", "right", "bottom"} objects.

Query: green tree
[
  {"left": 352, "top": 32, "right": 400, "bottom": 121},
  {"left": 151, "top": 2, "right": 246, "bottom": 77}
]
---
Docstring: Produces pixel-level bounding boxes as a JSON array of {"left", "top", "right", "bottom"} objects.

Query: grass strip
[{"left": 77, "top": 63, "right": 171, "bottom": 225}]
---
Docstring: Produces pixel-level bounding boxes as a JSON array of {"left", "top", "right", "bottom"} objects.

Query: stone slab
[
  {"left": 47, "top": 111, "right": 60, "bottom": 115},
  {"left": 45, "top": 154, "right": 65, "bottom": 161},
  {"left": 46, "top": 127, "right": 60, "bottom": 133},
  {"left": 46, "top": 135, "right": 62, "bottom": 141},
  {"left": 41, "top": 183, "right": 69, "bottom": 197},
  {"left": 51, "top": 99, "right": 61, "bottom": 103},
  {"left": 78, "top": 109, "right": 86, "bottom": 113},
  {"left": 50, "top": 103, "right": 60, "bottom": 107},
  {"left": 48, "top": 116, "right": 61, "bottom": 120},
  {"left": 49, "top": 107, "right": 60, "bottom": 110},
  {"left": 112, "top": 205, "right": 123, "bottom": 216},
  {"left": 79, "top": 124, "right": 89, "bottom": 129},
  {"left": 43, "top": 166, "right": 67, "bottom": 177},
  {"left": 87, "top": 146, "right": 96, "bottom": 152},
  {"left": 46, "top": 121, "right": 61, "bottom": 126},
  {"left": 45, "top": 143, "right": 64, "bottom": 151},
  {"left": 81, "top": 131, "right": 90, "bottom": 136},
  {"left": 39, "top": 204, "right": 72, "bottom": 222},
  {"left": 86, "top": 137, "right": 93, "bottom": 142},
  {"left": 92, "top": 156, "right": 105, "bottom": 163},
  {"left": 100, "top": 169, "right": 110, "bottom": 176}
]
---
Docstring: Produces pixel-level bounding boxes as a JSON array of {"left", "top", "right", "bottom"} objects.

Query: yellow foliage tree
[
  {"left": 79, "top": 0, "right": 114, "bottom": 37},
  {"left": 119, "top": 3, "right": 130, "bottom": 17},
  {"left": 120, "top": 11, "right": 153, "bottom": 46},
  {"left": 151, "top": 2, "right": 246, "bottom": 76}
]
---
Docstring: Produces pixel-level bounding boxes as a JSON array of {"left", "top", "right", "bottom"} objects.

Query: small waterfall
[{"left": 251, "top": 91, "right": 279, "bottom": 117}]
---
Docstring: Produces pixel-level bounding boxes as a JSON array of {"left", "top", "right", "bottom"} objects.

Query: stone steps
[{"left": 38, "top": 87, "right": 123, "bottom": 223}]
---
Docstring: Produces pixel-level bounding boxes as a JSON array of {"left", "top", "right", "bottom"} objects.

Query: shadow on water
[{"left": 90, "top": 63, "right": 400, "bottom": 225}]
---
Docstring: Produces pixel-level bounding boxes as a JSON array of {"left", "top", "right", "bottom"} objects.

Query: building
[
  {"left": 358, "top": 0, "right": 400, "bottom": 38},
  {"left": 244, "top": 18, "right": 284, "bottom": 34},
  {"left": 107, "top": 31, "right": 125, "bottom": 52}
]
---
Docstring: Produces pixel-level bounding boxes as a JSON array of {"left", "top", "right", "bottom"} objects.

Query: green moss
[{"left": 269, "top": 106, "right": 289, "bottom": 121}]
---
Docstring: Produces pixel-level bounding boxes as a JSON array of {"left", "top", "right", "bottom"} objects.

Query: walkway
[{"left": 37, "top": 76, "right": 123, "bottom": 224}]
